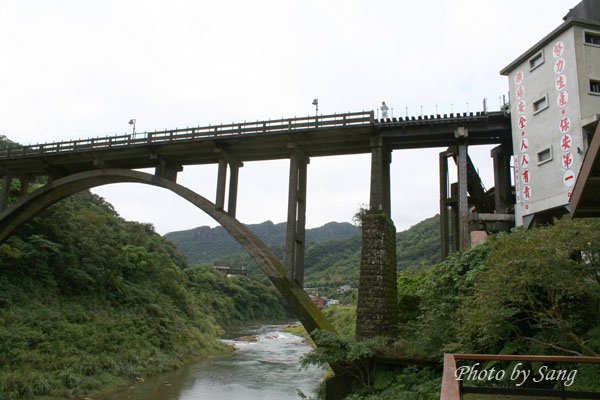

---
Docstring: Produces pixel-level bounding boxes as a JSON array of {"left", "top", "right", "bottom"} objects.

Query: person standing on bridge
[{"left": 380, "top": 101, "right": 389, "bottom": 119}]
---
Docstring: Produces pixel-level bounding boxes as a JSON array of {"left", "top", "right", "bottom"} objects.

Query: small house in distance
[
  {"left": 338, "top": 284, "right": 352, "bottom": 293},
  {"left": 500, "top": 0, "right": 600, "bottom": 227},
  {"left": 212, "top": 262, "right": 248, "bottom": 277},
  {"left": 309, "top": 295, "right": 327, "bottom": 309}
]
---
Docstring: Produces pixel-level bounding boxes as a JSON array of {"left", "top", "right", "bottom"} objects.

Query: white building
[{"left": 501, "top": 0, "right": 600, "bottom": 227}]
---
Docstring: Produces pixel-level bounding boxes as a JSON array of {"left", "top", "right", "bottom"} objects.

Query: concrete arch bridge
[{"left": 0, "top": 110, "right": 513, "bottom": 337}]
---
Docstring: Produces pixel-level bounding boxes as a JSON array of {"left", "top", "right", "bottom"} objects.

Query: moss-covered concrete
[{"left": 355, "top": 211, "right": 399, "bottom": 339}]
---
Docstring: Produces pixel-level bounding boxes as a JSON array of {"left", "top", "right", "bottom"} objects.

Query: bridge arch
[{"left": 0, "top": 168, "right": 335, "bottom": 335}]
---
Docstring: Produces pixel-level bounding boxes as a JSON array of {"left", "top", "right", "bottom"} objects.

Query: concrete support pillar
[
  {"left": 450, "top": 183, "right": 459, "bottom": 253},
  {"left": 154, "top": 157, "right": 182, "bottom": 182},
  {"left": 215, "top": 156, "right": 243, "bottom": 217},
  {"left": 285, "top": 154, "right": 308, "bottom": 286},
  {"left": 369, "top": 136, "right": 391, "bottom": 215},
  {"left": 457, "top": 142, "right": 469, "bottom": 251},
  {"left": 47, "top": 169, "right": 68, "bottom": 184},
  {"left": 285, "top": 155, "right": 299, "bottom": 283},
  {"left": 382, "top": 150, "right": 391, "bottom": 215},
  {"left": 19, "top": 176, "right": 30, "bottom": 197},
  {"left": 491, "top": 144, "right": 512, "bottom": 214},
  {"left": 439, "top": 150, "right": 450, "bottom": 259},
  {"left": 356, "top": 211, "right": 399, "bottom": 339},
  {"left": 228, "top": 163, "right": 240, "bottom": 218},
  {"left": 455, "top": 127, "right": 469, "bottom": 251},
  {"left": 295, "top": 160, "right": 307, "bottom": 286},
  {"left": 0, "top": 173, "right": 13, "bottom": 211},
  {"left": 216, "top": 159, "right": 227, "bottom": 210}
]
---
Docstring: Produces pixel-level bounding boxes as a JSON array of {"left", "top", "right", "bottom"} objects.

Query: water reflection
[{"left": 103, "top": 324, "right": 324, "bottom": 400}]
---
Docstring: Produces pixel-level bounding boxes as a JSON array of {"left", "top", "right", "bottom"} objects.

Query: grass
[{"left": 0, "top": 296, "right": 229, "bottom": 400}]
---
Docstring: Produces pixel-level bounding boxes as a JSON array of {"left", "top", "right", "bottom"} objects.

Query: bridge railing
[{"left": 0, "top": 111, "right": 374, "bottom": 159}]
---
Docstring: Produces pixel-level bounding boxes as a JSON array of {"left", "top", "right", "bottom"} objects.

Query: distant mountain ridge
[
  {"left": 164, "top": 220, "right": 360, "bottom": 265},
  {"left": 165, "top": 216, "right": 441, "bottom": 288}
]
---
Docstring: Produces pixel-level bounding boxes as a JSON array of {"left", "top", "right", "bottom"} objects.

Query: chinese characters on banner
[
  {"left": 514, "top": 69, "right": 531, "bottom": 205},
  {"left": 553, "top": 41, "right": 576, "bottom": 201}
]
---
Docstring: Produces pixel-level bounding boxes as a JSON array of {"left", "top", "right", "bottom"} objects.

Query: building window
[
  {"left": 537, "top": 146, "right": 553, "bottom": 165},
  {"left": 584, "top": 31, "right": 600, "bottom": 46},
  {"left": 529, "top": 50, "right": 544, "bottom": 71},
  {"left": 532, "top": 95, "right": 548, "bottom": 114},
  {"left": 590, "top": 79, "right": 600, "bottom": 95}
]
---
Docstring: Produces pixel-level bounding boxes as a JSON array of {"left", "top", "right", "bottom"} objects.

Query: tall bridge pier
[
  {"left": 214, "top": 150, "right": 243, "bottom": 217},
  {"left": 356, "top": 135, "right": 399, "bottom": 339},
  {"left": 285, "top": 149, "right": 309, "bottom": 286},
  {"left": 439, "top": 130, "right": 514, "bottom": 257},
  {"left": 358, "top": 125, "right": 514, "bottom": 338}
]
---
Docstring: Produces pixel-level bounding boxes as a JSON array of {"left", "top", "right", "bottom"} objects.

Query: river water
[{"left": 102, "top": 324, "right": 325, "bottom": 400}]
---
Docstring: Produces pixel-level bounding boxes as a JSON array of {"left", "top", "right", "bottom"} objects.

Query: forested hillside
[
  {"left": 179, "top": 215, "right": 441, "bottom": 288},
  {"left": 303, "top": 217, "right": 600, "bottom": 399},
  {"left": 0, "top": 188, "right": 290, "bottom": 400},
  {"left": 165, "top": 220, "right": 359, "bottom": 265}
]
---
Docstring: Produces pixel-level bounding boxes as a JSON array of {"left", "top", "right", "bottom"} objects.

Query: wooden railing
[
  {"left": 441, "top": 353, "right": 600, "bottom": 400},
  {"left": 0, "top": 111, "right": 374, "bottom": 159}
]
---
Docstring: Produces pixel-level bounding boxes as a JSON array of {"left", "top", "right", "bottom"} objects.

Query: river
[{"left": 102, "top": 324, "right": 325, "bottom": 400}]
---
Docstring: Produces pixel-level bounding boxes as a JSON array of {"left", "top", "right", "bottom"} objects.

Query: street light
[
  {"left": 312, "top": 98, "right": 318, "bottom": 116},
  {"left": 128, "top": 119, "right": 136, "bottom": 135}
]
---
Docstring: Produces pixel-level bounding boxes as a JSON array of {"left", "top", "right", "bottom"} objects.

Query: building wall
[
  {"left": 507, "top": 27, "right": 586, "bottom": 225},
  {"left": 574, "top": 25, "right": 600, "bottom": 126}
]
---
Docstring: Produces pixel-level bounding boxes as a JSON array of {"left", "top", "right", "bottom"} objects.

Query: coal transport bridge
[{"left": 0, "top": 110, "right": 512, "bottom": 343}]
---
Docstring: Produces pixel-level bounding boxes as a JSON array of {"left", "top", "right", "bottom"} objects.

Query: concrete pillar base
[{"left": 356, "top": 211, "right": 399, "bottom": 339}]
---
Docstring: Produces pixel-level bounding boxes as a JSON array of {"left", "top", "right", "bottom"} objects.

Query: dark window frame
[
  {"left": 537, "top": 146, "right": 553, "bottom": 165},
  {"left": 590, "top": 79, "right": 600, "bottom": 95},
  {"left": 532, "top": 95, "right": 549, "bottom": 114},
  {"left": 584, "top": 31, "right": 600, "bottom": 46},
  {"left": 529, "top": 50, "right": 545, "bottom": 71}
]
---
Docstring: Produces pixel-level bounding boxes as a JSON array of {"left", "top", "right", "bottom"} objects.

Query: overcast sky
[{"left": 0, "top": 0, "right": 576, "bottom": 235}]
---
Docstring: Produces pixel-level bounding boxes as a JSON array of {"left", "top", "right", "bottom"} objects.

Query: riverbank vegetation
[
  {"left": 304, "top": 217, "right": 600, "bottom": 399},
  {"left": 0, "top": 190, "right": 290, "bottom": 399}
]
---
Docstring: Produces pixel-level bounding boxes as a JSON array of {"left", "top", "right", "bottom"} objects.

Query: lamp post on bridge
[
  {"left": 128, "top": 119, "right": 136, "bottom": 136},
  {"left": 312, "top": 98, "right": 318, "bottom": 116}
]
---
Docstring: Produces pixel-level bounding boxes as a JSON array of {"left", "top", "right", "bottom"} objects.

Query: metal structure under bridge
[{"left": 0, "top": 110, "right": 514, "bottom": 338}]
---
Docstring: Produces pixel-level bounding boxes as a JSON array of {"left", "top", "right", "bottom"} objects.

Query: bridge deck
[{"left": 0, "top": 111, "right": 511, "bottom": 176}]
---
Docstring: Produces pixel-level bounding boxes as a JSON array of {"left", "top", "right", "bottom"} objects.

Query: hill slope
[
  {"left": 0, "top": 190, "right": 290, "bottom": 399},
  {"left": 164, "top": 221, "right": 359, "bottom": 265},
  {"left": 167, "top": 215, "right": 441, "bottom": 287}
]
